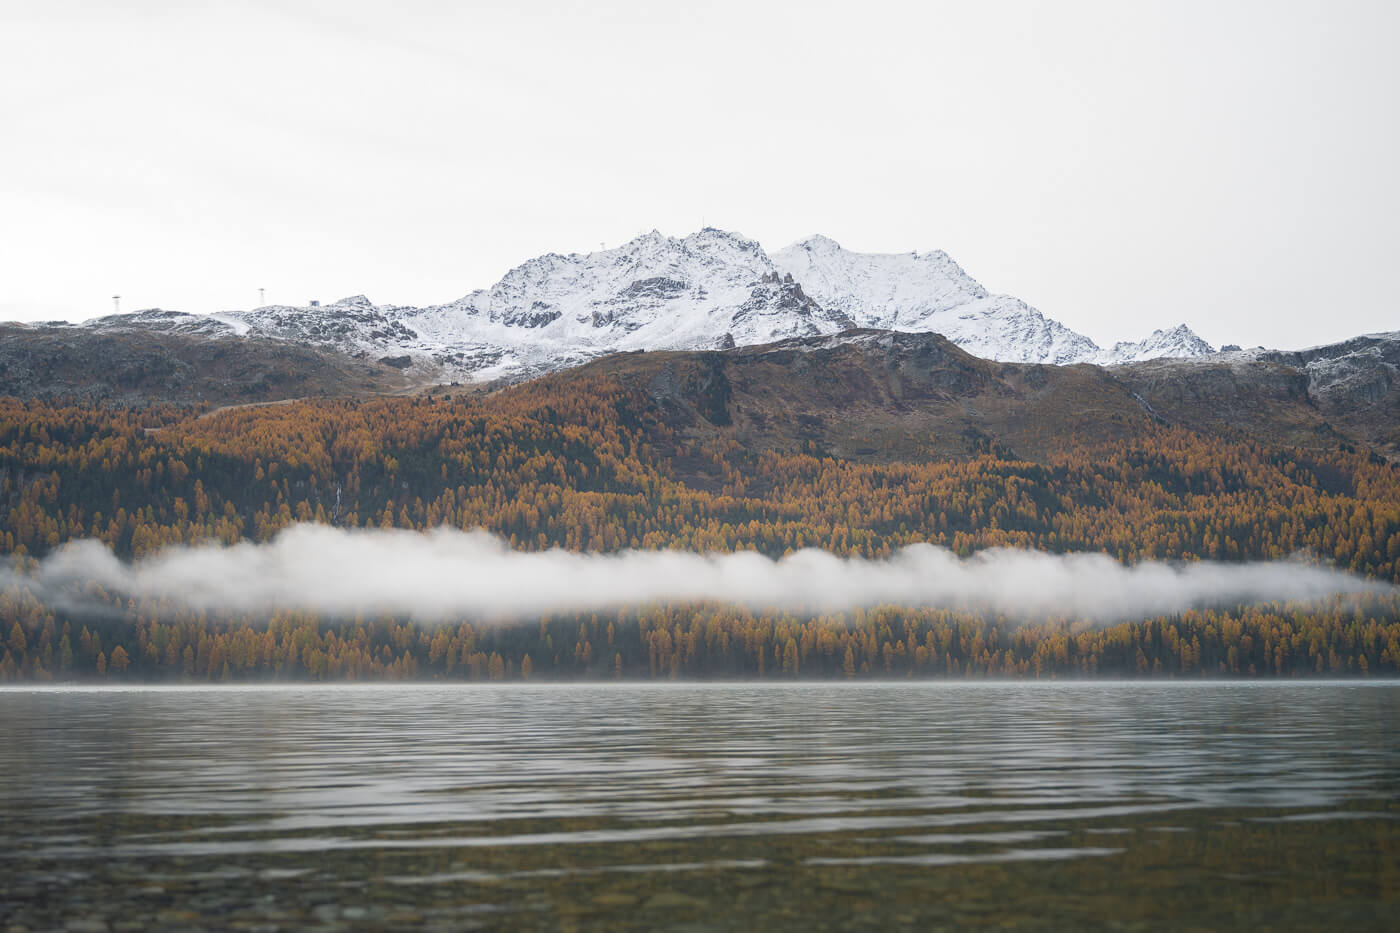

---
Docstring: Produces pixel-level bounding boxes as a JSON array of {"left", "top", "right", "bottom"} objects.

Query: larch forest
[{"left": 2, "top": 369, "right": 1398, "bottom": 684}]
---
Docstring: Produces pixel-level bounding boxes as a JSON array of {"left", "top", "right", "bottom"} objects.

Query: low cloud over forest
[{"left": 2, "top": 524, "right": 1388, "bottom": 623}]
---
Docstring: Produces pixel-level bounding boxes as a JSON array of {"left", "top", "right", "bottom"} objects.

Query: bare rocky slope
[
  {"left": 1112, "top": 333, "right": 1400, "bottom": 458},
  {"left": 2, "top": 310, "right": 1393, "bottom": 465},
  {"left": 532, "top": 329, "right": 1400, "bottom": 464},
  {"left": 0, "top": 325, "right": 416, "bottom": 405}
]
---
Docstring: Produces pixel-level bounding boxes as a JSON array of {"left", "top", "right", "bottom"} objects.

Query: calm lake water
[{"left": 1, "top": 683, "right": 1397, "bottom": 931}]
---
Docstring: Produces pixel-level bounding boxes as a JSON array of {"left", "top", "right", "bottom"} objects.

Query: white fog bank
[{"left": 1, "top": 524, "right": 1390, "bottom": 622}]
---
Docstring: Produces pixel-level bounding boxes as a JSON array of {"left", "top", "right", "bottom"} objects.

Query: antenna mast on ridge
[{"left": 112, "top": 295, "right": 120, "bottom": 314}]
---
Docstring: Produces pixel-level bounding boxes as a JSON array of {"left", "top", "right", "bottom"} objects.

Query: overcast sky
[{"left": 2, "top": 0, "right": 1396, "bottom": 349}]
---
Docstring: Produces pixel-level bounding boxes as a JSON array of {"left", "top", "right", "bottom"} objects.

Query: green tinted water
[{"left": 1, "top": 683, "right": 1396, "bottom": 931}]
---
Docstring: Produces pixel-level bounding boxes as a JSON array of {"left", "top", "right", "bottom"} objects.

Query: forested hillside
[{"left": 2, "top": 359, "right": 1398, "bottom": 682}]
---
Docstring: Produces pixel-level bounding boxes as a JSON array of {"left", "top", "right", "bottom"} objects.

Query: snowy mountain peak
[
  {"left": 57, "top": 226, "right": 1217, "bottom": 381},
  {"left": 1098, "top": 324, "right": 1214, "bottom": 364},
  {"left": 366, "top": 227, "right": 856, "bottom": 380},
  {"left": 791, "top": 234, "right": 844, "bottom": 253},
  {"left": 768, "top": 236, "right": 1105, "bottom": 361},
  {"left": 691, "top": 226, "right": 762, "bottom": 247},
  {"left": 772, "top": 237, "right": 991, "bottom": 331}
]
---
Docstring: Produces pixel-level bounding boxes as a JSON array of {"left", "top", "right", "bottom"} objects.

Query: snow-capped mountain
[
  {"left": 771, "top": 236, "right": 1101, "bottom": 364},
  {"left": 1095, "top": 324, "right": 1215, "bottom": 365},
  {"left": 771, "top": 236, "right": 1210, "bottom": 366},
  {"left": 63, "top": 228, "right": 1213, "bottom": 381},
  {"left": 381, "top": 228, "right": 852, "bottom": 379},
  {"left": 770, "top": 235, "right": 986, "bottom": 328}
]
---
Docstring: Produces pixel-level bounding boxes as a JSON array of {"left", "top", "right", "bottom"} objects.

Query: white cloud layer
[{"left": 1, "top": 524, "right": 1389, "bottom": 622}]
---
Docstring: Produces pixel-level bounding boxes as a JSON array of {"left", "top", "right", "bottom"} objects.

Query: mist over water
[{"left": 0, "top": 524, "right": 1388, "bottom": 622}]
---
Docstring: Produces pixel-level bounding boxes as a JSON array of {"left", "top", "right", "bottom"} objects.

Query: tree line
[
  {"left": 1, "top": 378, "right": 1398, "bottom": 681},
  {"left": 3, "top": 595, "right": 1397, "bottom": 682}
]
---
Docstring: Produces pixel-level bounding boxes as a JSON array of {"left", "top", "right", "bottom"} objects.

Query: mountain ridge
[
  {"left": 19, "top": 228, "right": 1215, "bottom": 381},
  {"left": 533, "top": 327, "right": 1398, "bottom": 463}
]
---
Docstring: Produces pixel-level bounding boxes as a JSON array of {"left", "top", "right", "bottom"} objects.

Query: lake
[{"left": 1, "top": 683, "right": 1397, "bottom": 931}]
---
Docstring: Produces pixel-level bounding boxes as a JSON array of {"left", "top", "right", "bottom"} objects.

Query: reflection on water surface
[{"left": 1, "top": 683, "right": 1397, "bottom": 930}]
